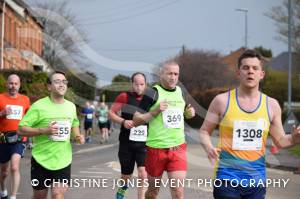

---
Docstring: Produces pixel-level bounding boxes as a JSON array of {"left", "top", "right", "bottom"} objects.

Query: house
[
  {"left": 222, "top": 47, "right": 246, "bottom": 71},
  {"left": 222, "top": 47, "right": 270, "bottom": 71},
  {"left": 0, "top": 0, "right": 49, "bottom": 71}
]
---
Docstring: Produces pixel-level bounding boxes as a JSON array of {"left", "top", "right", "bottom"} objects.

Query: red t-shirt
[
  {"left": 110, "top": 92, "right": 143, "bottom": 113},
  {"left": 0, "top": 93, "right": 30, "bottom": 132}
]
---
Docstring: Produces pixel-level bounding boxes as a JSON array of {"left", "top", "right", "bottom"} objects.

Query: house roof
[
  {"left": 5, "top": 0, "right": 43, "bottom": 28},
  {"left": 222, "top": 47, "right": 246, "bottom": 71},
  {"left": 222, "top": 47, "right": 270, "bottom": 70}
]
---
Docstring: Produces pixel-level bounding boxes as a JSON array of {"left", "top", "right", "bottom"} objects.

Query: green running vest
[{"left": 147, "top": 85, "right": 186, "bottom": 148}]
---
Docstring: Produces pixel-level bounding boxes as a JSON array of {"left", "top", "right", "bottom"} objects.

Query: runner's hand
[
  {"left": 44, "top": 121, "right": 59, "bottom": 135},
  {"left": 0, "top": 107, "right": 12, "bottom": 117},
  {"left": 207, "top": 147, "right": 221, "bottom": 166},
  {"left": 6, "top": 106, "right": 12, "bottom": 115},
  {"left": 184, "top": 104, "right": 195, "bottom": 119},
  {"left": 155, "top": 100, "right": 168, "bottom": 114},
  {"left": 124, "top": 120, "right": 134, "bottom": 129},
  {"left": 75, "top": 134, "right": 85, "bottom": 144},
  {"left": 0, "top": 109, "right": 5, "bottom": 117},
  {"left": 291, "top": 125, "right": 300, "bottom": 144}
]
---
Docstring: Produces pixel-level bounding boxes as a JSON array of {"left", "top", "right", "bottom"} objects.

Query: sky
[{"left": 30, "top": 0, "right": 287, "bottom": 86}]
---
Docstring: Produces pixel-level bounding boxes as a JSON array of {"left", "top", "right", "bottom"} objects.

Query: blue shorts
[
  {"left": 0, "top": 143, "right": 26, "bottom": 164},
  {"left": 213, "top": 181, "right": 266, "bottom": 199}
]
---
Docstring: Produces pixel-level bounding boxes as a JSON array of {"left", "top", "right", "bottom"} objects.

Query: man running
[
  {"left": 97, "top": 102, "right": 110, "bottom": 143},
  {"left": 109, "top": 72, "right": 148, "bottom": 199},
  {"left": 81, "top": 101, "right": 94, "bottom": 143},
  {"left": 199, "top": 49, "right": 300, "bottom": 199},
  {"left": 0, "top": 74, "right": 30, "bottom": 199},
  {"left": 18, "top": 71, "right": 84, "bottom": 199},
  {"left": 133, "top": 61, "right": 195, "bottom": 199}
]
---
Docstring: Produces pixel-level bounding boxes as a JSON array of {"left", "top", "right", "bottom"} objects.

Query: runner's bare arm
[
  {"left": 199, "top": 93, "right": 227, "bottom": 164},
  {"left": 108, "top": 109, "right": 125, "bottom": 126},
  {"left": 18, "top": 122, "right": 58, "bottom": 137},
  {"left": 133, "top": 100, "right": 168, "bottom": 126},
  {"left": 269, "top": 98, "right": 300, "bottom": 148},
  {"left": 72, "top": 126, "right": 85, "bottom": 144},
  {"left": 132, "top": 111, "right": 154, "bottom": 126},
  {"left": 109, "top": 109, "right": 134, "bottom": 129},
  {"left": 199, "top": 95, "right": 223, "bottom": 151}
]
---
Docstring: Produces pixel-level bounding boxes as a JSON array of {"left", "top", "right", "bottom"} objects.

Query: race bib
[
  {"left": 232, "top": 120, "right": 265, "bottom": 150},
  {"left": 162, "top": 109, "right": 184, "bottom": 128},
  {"left": 99, "top": 116, "right": 107, "bottom": 123},
  {"left": 87, "top": 113, "right": 93, "bottom": 119},
  {"left": 6, "top": 105, "right": 23, "bottom": 120},
  {"left": 49, "top": 120, "right": 71, "bottom": 142},
  {"left": 129, "top": 125, "right": 148, "bottom": 142}
]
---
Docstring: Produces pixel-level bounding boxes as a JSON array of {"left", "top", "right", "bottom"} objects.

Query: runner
[
  {"left": 18, "top": 71, "right": 84, "bottom": 199},
  {"left": 81, "top": 101, "right": 94, "bottom": 143},
  {"left": 109, "top": 72, "right": 148, "bottom": 199},
  {"left": 0, "top": 74, "right": 30, "bottom": 199},
  {"left": 96, "top": 102, "right": 109, "bottom": 143},
  {"left": 199, "top": 49, "right": 300, "bottom": 199},
  {"left": 133, "top": 61, "right": 195, "bottom": 199}
]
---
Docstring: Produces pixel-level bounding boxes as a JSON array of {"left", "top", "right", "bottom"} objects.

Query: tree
[
  {"left": 0, "top": 74, "right": 5, "bottom": 93},
  {"left": 67, "top": 71, "right": 97, "bottom": 101},
  {"left": 101, "top": 74, "right": 131, "bottom": 104},
  {"left": 112, "top": 74, "right": 131, "bottom": 83},
  {"left": 175, "top": 49, "right": 238, "bottom": 95},
  {"left": 254, "top": 46, "right": 273, "bottom": 58},
  {"left": 28, "top": 0, "right": 98, "bottom": 102},
  {"left": 261, "top": 68, "right": 300, "bottom": 123},
  {"left": 262, "top": 69, "right": 300, "bottom": 107},
  {"left": 266, "top": 0, "right": 300, "bottom": 52},
  {"left": 29, "top": 0, "right": 88, "bottom": 70}
]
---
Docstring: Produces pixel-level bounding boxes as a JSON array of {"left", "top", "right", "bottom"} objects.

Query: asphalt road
[
  {"left": 3, "top": 127, "right": 300, "bottom": 198},
  {"left": 15, "top": 144, "right": 213, "bottom": 199}
]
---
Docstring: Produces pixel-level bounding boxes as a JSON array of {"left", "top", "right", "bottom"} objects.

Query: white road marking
[
  {"left": 74, "top": 143, "right": 118, "bottom": 155},
  {"left": 80, "top": 171, "right": 112, "bottom": 174},
  {"left": 71, "top": 174, "right": 103, "bottom": 178}
]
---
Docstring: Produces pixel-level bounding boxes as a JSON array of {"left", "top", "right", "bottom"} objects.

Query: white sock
[
  {"left": 0, "top": 189, "right": 8, "bottom": 197},
  {"left": 10, "top": 196, "right": 16, "bottom": 199}
]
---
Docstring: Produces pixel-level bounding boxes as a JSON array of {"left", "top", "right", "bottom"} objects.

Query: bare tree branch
[
  {"left": 29, "top": 0, "right": 89, "bottom": 70},
  {"left": 266, "top": 0, "right": 300, "bottom": 52}
]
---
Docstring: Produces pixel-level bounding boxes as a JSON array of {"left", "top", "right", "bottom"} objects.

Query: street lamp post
[
  {"left": 235, "top": 8, "right": 248, "bottom": 48},
  {"left": 287, "top": 0, "right": 292, "bottom": 114}
]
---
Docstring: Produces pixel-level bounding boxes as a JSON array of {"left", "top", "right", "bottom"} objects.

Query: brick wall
[{"left": 0, "top": 1, "right": 43, "bottom": 70}]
